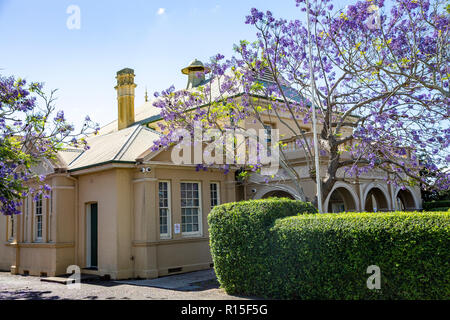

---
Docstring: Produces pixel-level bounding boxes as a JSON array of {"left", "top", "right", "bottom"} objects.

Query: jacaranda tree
[
  {"left": 0, "top": 75, "right": 98, "bottom": 216},
  {"left": 152, "top": 0, "right": 449, "bottom": 204}
]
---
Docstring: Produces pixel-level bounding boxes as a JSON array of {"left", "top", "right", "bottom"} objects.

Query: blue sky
[{"left": 0, "top": 0, "right": 354, "bottom": 129}]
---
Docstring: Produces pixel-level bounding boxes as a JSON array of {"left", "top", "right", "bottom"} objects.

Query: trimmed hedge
[
  {"left": 428, "top": 207, "right": 450, "bottom": 212},
  {"left": 423, "top": 200, "right": 450, "bottom": 210},
  {"left": 209, "top": 200, "right": 450, "bottom": 299},
  {"left": 208, "top": 198, "right": 317, "bottom": 296}
]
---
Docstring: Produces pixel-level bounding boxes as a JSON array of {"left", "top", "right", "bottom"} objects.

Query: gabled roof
[
  {"left": 62, "top": 124, "right": 161, "bottom": 172},
  {"left": 96, "top": 68, "right": 310, "bottom": 137},
  {"left": 98, "top": 100, "right": 162, "bottom": 135},
  {"left": 94, "top": 67, "right": 358, "bottom": 159},
  {"left": 57, "top": 148, "right": 84, "bottom": 167}
]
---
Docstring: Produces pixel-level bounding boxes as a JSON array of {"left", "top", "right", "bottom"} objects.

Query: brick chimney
[{"left": 115, "top": 68, "right": 136, "bottom": 130}]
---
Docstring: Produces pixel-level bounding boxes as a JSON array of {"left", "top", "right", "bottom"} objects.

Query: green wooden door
[{"left": 90, "top": 203, "right": 98, "bottom": 267}]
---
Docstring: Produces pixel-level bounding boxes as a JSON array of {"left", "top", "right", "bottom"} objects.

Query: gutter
[
  {"left": 67, "top": 160, "right": 136, "bottom": 174},
  {"left": 137, "top": 90, "right": 359, "bottom": 128}
]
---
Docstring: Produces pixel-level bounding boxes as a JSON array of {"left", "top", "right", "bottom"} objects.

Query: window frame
[
  {"left": 48, "top": 190, "right": 53, "bottom": 242},
  {"left": 8, "top": 215, "right": 15, "bottom": 242},
  {"left": 34, "top": 194, "right": 43, "bottom": 242},
  {"left": 263, "top": 123, "right": 274, "bottom": 144},
  {"left": 210, "top": 182, "right": 220, "bottom": 209},
  {"left": 23, "top": 195, "right": 29, "bottom": 242},
  {"left": 180, "top": 181, "right": 202, "bottom": 237},
  {"left": 158, "top": 181, "right": 172, "bottom": 240}
]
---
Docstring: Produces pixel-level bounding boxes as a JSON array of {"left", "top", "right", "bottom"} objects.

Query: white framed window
[
  {"left": 50, "top": 190, "right": 53, "bottom": 213},
  {"left": 158, "top": 181, "right": 171, "bottom": 239},
  {"left": 8, "top": 215, "right": 15, "bottom": 241},
  {"left": 24, "top": 196, "right": 28, "bottom": 242},
  {"left": 263, "top": 123, "right": 273, "bottom": 144},
  {"left": 181, "top": 182, "right": 202, "bottom": 236},
  {"left": 49, "top": 190, "right": 53, "bottom": 242},
  {"left": 210, "top": 183, "right": 220, "bottom": 208},
  {"left": 35, "top": 194, "right": 43, "bottom": 242}
]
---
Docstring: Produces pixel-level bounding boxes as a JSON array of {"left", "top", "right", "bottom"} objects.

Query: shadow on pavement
[{"left": 0, "top": 290, "right": 61, "bottom": 300}]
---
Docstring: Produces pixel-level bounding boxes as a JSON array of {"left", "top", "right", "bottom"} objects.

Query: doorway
[{"left": 86, "top": 203, "right": 98, "bottom": 269}]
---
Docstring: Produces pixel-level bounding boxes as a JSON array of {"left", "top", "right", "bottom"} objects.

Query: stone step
[
  {"left": 40, "top": 273, "right": 101, "bottom": 285},
  {"left": 40, "top": 277, "right": 74, "bottom": 284}
]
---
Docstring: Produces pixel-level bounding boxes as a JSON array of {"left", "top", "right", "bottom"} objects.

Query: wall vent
[{"left": 168, "top": 267, "right": 182, "bottom": 273}]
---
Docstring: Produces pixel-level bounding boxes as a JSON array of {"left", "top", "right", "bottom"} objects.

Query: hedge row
[
  {"left": 423, "top": 200, "right": 450, "bottom": 210},
  {"left": 208, "top": 199, "right": 450, "bottom": 299},
  {"left": 208, "top": 199, "right": 317, "bottom": 297},
  {"left": 427, "top": 207, "right": 450, "bottom": 212}
]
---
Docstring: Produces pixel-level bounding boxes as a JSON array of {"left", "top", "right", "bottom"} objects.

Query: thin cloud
[
  {"left": 157, "top": 8, "right": 165, "bottom": 15},
  {"left": 211, "top": 5, "right": 221, "bottom": 13}
]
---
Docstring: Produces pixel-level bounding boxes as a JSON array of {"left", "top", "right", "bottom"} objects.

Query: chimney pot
[{"left": 181, "top": 59, "right": 210, "bottom": 89}]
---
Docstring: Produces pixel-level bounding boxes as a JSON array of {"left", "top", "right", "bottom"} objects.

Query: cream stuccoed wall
[
  {"left": 71, "top": 162, "right": 235, "bottom": 280},
  {"left": 131, "top": 164, "right": 235, "bottom": 279},
  {"left": 0, "top": 162, "right": 236, "bottom": 279},
  {"left": 75, "top": 168, "right": 133, "bottom": 279},
  {"left": 0, "top": 221, "right": 15, "bottom": 271},
  {"left": 0, "top": 175, "right": 77, "bottom": 277}
]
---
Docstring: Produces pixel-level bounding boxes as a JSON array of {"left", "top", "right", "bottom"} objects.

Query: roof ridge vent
[{"left": 181, "top": 59, "right": 211, "bottom": 89}]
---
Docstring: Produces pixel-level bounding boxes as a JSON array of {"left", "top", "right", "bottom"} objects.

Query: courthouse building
[{"left": 0, "top": 60, "right": 421, "bottom": 278}]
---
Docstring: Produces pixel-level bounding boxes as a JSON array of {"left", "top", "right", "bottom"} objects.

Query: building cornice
[
  {"left": 4, "top": 242, "right": 75, "bottom": 249},
  {"left": 68, "top": 161, "right": 136, "bottom": 176},
  {"left": 132, "top": 237, "right": 209, "bottom": 247}
]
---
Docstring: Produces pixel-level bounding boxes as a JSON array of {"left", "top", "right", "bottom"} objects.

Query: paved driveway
[
  {"left": 116, "top": 269, "right": 217, "bottom": 290},
  {"left": 0, "top": 269, "right": 251, "bottom": 300}
]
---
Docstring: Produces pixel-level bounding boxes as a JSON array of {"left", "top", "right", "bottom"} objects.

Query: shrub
[
  {"left": 427, "top": 207, "right": 450, "bottom": 212},
  {"left": 208, "top": 198, "right": 317, "bottom": 296},
  {"left": 209, "top": 203, "right": 450, "bottom": 300},
  {"left": 423, "top": 200, "right": 450, "bottom": 210}
]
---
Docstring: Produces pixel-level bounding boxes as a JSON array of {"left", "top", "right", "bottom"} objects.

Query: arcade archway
[
  {"left": 364, "top": 188, "right": 389, "bottom": 212},
  {"left": 396, "top": 189, "right": 416, "bottom": 210},
  {"left": 261, "top": 190, "right": 295, "bottom": 199},
  {"left": 327, "top": 187, "right": 357, "bottom": 213}
]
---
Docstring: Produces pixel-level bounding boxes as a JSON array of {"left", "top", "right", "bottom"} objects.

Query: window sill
[
  {"left": 133, "top": 237, "right": 209, "bottom": 247},
  {"left": 181, "top": 233, "right": 203, "bottom": 238}
]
